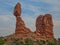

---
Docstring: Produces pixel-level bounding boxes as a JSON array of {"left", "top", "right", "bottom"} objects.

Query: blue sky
[{"left": 0, "top": 0, "right": 60, "bottom": 38}]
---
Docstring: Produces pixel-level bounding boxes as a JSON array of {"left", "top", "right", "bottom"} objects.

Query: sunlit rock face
[
  {"left": 7, "top": 2, "right": 54, "bottom": 40},
  {"left": 35, "top": 15, "right": 46, "bottom": 39},
  {"left": 14, "top": 3, "right": 21, "bottom": 16},
  {"left": 14, "top": 3, "right": 31, "bottom": 36},
  {"left": 43, "top": 14, "right": 54, "bottom": 39},
  {"left": 35, "top": 14, "right": 54, "bottom": 39}
]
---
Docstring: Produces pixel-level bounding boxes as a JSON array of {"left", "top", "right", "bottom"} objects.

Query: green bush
[
  {"left": 25, "top": 38, "right": 34, "bottom": 45},
  {"left": 0, "top": 38, "right": 5, "bottom": 45},
  {"left": 58, "top": 38, "right": 60, "bottom": 45},
  {"left": 47, "top": 39, "right": 57, "bottom": 45},
  {"left": 12, "top": 38, "right": 24, "bottom": 45},
  {"left": 38, "top": 40, "right": 45, "bottom": 45},
  {"left": 0, "top": 37, "right": 59, "bottom": 45}
]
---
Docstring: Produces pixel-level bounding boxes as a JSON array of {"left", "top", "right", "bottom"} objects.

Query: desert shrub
[
  {"left": 12, "top": 38, "right": 24, "bottom": 45},
  {"left": 38, "top": 40, "right": 45, "bottom": 45},
  {"left": 58, "top": 38, "right": 60, "bottom": 45},
  {"left": 47, "top": 39, "right": 57, "bottom": 45},
  {"left": 25, "top": 38, "right": 34, "bottom": 45},
  {"left": 0, "top": 38, "right": 5, "bottom": 45}
]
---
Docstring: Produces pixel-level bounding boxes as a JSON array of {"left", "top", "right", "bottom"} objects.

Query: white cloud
[
  {"left": 53, "top": 25, "right": 60, "bottom": 38},
  {"left": 0, "top": 28, "right": 15, "bottom": 36},
  {"left": 41, "top": 0, "right": 60, "bottom": 5},
  {"left": 0, "top": 15, "right": 15, "bottom": 23},
  {"left": 53, "top": 20, "right": 60, "bottom": 38},
  {"left": 53, "top": 20, "right": 60, "bottom": 26},
  {"left": 22, "top": 15, "right": 36, "bottom": 32},
  {"left": 51, "top": 6, "right": 60, "bottom": 12},
  {"left": 1, "top": 0, "right": 20, "bottom": 7},
  {"left": 30, "top": 0, "right": 60, "bottom": 13},
  {"left": 0, "top": 15, "right": 16, "bottom": 36},
  {"left": 30, "top": 0, "right": 60, "bottom": 5},
  {"left": 28, "top": 5, "right": 40, "bottom": 12},
  {"left": 24, "top": 5, "right": 45, "bottom": 17},
  {"left": 0, "top": 15, "right": 10, "bottom": 22},
  {"left": 30, "top": 0, "right": 40, "bottom": 2},
  {"left": 27, "top": 5, "right": 42, "bottom": 16}
]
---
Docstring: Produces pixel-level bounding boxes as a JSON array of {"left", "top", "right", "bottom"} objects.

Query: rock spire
[{"left": 14, "top": 3, "right": 31, "bottom": 35}]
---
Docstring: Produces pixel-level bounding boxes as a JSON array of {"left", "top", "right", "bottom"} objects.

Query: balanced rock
[{"left": 14, "top": 3, "right": 31, "bottom": 36}]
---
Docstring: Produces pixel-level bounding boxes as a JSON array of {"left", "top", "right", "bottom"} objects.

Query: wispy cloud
[
  {"left": 0, "top": 15, "right": 16, "bottom": 36},
  {"left": 30, "top": 0, "right": 60, "bottom": 5},
  {"left": 41, "top": 0, "right": 60, "bottom": 5},
  {"left": 22, "top": 14, "right": 36, "bottom": 32},
  {"left": 53, "top": 20, "right": 60, "bottom": 26},
  {"left": 0, "top": 28, "right": 15, "bottom": 36}
]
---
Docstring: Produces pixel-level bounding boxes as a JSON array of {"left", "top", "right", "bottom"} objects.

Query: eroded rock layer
[
  {"left": 7, "top": 2, "right": 54, "bottom": 40},
  {"left": 35, "top": 14, "right": 54, "bottom": 39},
  {"left": 14, "top": 3, "right": 31, "bottom": 35}
]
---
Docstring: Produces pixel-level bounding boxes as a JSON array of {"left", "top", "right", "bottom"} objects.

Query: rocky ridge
[{"left": 6, "top": 2, "right": 54, "bottom": 40}]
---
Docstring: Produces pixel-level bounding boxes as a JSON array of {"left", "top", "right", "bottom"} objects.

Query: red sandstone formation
[
  {"left": 43, "top": 14, "right": 54, "bottom": 39},
  {"left": 14, "top": 3, "right": 31, "bottom": 37},
  {"left": 13, "top": 3, "right": 54, "bottom": 40},
  {"left": 7, "top": 2, "right": 54, "bottom": 40},
  {"left": 35, "top": 14, "right": 54, "bottom": 39},
  {"left": 35, "top": 15, "right": 46, "bottom": 39}
]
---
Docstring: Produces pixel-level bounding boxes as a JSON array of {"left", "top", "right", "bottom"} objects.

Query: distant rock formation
[
  {"left": 35, "top": 14, "right": 54, "bottom": 39},
  {"left": 7, "top": 2, "right": 54, "bottom": 40},
  {"left": 14, "top": 3, "right": 31, "bottom": 37}
]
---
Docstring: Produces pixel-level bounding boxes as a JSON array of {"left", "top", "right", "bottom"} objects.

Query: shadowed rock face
[
  {"left": 10, "top": 2, "right": 54, "bottom": 40},
  {"left": 36, "top": 14, "right": 54, "bottom": 39}
]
